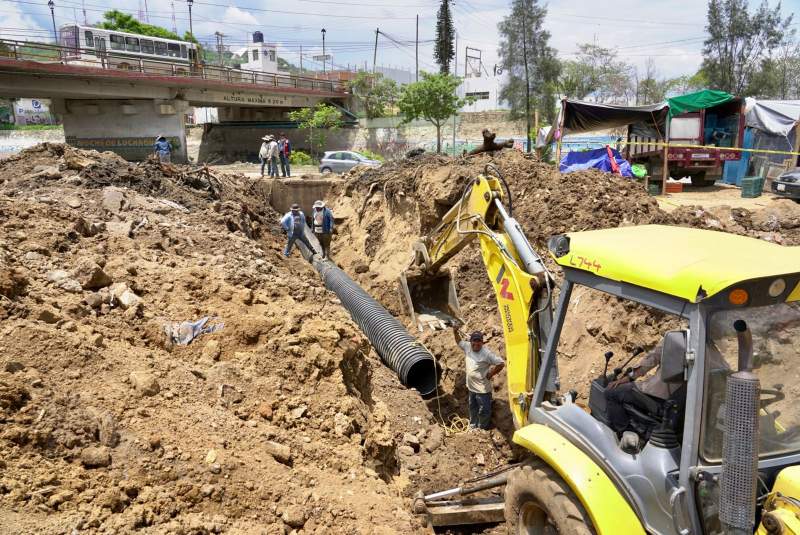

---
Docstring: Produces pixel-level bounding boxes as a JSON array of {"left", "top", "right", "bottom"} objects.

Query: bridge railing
[{"left": 0, "top": 38, "right": 349, "bottom": 94}]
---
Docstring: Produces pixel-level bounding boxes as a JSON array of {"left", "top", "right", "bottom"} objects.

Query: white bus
[{"left": 59, "top": 24, "right": 198, "bottom": 73}]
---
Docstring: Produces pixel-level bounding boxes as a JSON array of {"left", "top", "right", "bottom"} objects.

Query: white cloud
[{"left": 0, "top": 3, "right": 50, "bottom": 42}]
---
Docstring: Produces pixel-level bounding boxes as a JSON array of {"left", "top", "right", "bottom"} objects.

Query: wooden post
[
  {"left": 555, "top": 99, "right": 566, "bottom": 164},
  {"left": 533, "top": 108, "right": 539, "bottom": 152},
  {"left": 661, "top": 118, "right": 671, "bottom": 195}
]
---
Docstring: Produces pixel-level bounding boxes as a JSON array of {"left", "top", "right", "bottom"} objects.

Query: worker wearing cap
[
  {"left": 311, "top": 200, "right": 334, "bottom": 259},
  {"left": 258, "top": 135, "right": 271, "bottom": 177},
  {"left": 453, "top": 326, "right": 505, "bottom": 430},
  {"left": 280, "top": 203, "right": 317, "bottom": 257}
]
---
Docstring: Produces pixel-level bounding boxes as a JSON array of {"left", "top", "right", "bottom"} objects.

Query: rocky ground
[{"left": 2, "top": 144, "right": 800, "bottom": 534}]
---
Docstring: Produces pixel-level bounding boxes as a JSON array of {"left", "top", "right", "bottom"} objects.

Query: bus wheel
[{"left": 505, "top": 461, "right": 596, "bottom": 535}]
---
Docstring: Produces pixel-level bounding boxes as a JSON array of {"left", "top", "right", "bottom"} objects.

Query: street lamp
[
  {"left": 321, "top": 28, "right": 326, "bottom": 74},
  {"left": 47, "top": 0, "right": 57, "bottom": 44},
  {"left": 187, "top": 0, "right": 194, "bottom": 38}
]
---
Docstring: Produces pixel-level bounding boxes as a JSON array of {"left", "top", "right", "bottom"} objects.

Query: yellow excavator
[{"left": 405, "top": 165, "right": 800, "bottom": 534}]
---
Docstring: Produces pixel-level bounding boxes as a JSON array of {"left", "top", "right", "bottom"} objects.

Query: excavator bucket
[{"left": 399, "top": 268, "right": 462, "bottom": 331}]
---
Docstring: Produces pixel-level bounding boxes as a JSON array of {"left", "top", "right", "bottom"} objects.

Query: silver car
[{"left": 319, "top": 151, "right": 381, "bottom": 174}]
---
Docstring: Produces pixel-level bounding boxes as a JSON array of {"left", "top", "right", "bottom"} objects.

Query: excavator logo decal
[{"left": 495, "top": 265, "right": 514, "bottom": 301}]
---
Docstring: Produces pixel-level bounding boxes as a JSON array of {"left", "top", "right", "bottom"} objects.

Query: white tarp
[{"left": 745, "top": 98, "right": 800, "bottom": 137}]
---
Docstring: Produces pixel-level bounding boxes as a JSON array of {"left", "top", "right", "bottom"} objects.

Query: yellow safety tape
[{"left": 559, "top": 139, "right": 800, "bottom": 158}]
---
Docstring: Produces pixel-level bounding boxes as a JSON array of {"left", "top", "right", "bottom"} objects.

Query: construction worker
[
  {"left": 311, "top": 200, "right": 334, "bottom": 259},
  {"left": 453, "top": 326, "right": 505, "bottom": 430},
  {"left": 259, "top": 135, "right": 271, "bottom": 177},
  {"left": 280, "top": 203, "right": 317, "bottom": 257},
  {"left": 153, "top": 135, "right": 173, "bottom": 163}
]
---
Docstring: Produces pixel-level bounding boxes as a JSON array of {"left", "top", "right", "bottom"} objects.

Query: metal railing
[{"left": 0, "top": 38, "right": 348, "bottom": 94}]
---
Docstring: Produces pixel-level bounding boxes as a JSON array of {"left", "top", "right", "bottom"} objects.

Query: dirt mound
[{"left": 2, "top": 144, "right": 512, "bottom": 534}]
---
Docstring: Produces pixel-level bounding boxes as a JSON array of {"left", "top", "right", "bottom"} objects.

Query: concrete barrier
[{"left": 259, "top": 177, "right": 340, "bottom": 216}]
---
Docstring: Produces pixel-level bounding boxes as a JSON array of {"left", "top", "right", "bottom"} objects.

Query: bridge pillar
[{"left": 52, "top": 99, "right": 189, "bottom": 163}]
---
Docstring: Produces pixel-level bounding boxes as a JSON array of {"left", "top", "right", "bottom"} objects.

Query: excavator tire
[{"left": 504, "top": 460, "right": 596, "bottom": 535}]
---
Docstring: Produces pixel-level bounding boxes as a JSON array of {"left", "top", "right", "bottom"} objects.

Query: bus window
[
  {"left": 269, "top": 50, "right": 275, "bottom": 61},
  {"left": 84, "top": 31, "right": 93, "bottom": 47},
  {"left": 110, "top": 35, "right": 124, "bottom": 50},
  {"left": 126, "top": 37, "right": 140, "bottom": 52},
  {"left": 141, "top": 39, "right": 154, "bottom": 55},
  {"left": 168, "top": 43, "right": 180, "bottom": 58},
  {"left": 155, "top": 41, "right": 167, "bottom": 56},
  {"left": 189, "top": 49, "right": 196, "bottom": 61},
  {"left": 180, "top": 45, "right": 187, "bottom": 58},
  {"left": 252, "top": 49, "right": 259, "bottom": 61}
]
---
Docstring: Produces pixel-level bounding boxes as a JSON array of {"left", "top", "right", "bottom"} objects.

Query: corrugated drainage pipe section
[{"left": 296, "top": 226, "right": 437, "bottom": 396}]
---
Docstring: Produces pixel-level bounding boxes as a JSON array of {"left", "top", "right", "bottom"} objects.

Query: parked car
[
  {"left": 771, "top": 168, "right": 800, "bottom": 201},
  {"left": 319, "top": 151, "right": 381, "bottom": 174}
]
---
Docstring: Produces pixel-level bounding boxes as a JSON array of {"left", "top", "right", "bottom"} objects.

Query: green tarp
[{"left": 667, "top": 89, "right": 734, "bottom": 118}]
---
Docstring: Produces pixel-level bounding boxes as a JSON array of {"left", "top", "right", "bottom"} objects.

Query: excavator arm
[{"left": 402, "top": 167, "right": 557, "bottom": 427}]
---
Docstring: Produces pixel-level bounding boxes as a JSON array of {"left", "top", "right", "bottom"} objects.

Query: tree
[
  {"left": 498, "top": 0, "right": 561, "bottom": 123},
  {"left": 636, "top": 58, "right": 675, "bottom": 104},
  {"left": 349, "top": 72, "right": 399, "bottom": 119},
  {"left": 397, "top": 72, "right": 471, "bottom": 154},
  {"left": 288, "top": 103, "right": 343, "bottom": 159},
  {"left": 559, "top": 43, "right": 633, "bottom": 104},
  {"left": 434, "top": 0, "right": 455, "bottom": 74},
  {"left": 702, "top": 0, "right": 792, "bottom": 95},
  {"left": 667, "top": 70, "right": 709, "bottom": 96}
]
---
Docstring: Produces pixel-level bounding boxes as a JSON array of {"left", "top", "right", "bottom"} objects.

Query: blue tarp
[{"left": 559, "top": 147, "right": 633, "bottom": 177}]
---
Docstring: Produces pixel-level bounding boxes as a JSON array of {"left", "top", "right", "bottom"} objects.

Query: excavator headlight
[
  {"left": 768, "top": 278, "right": 786, "bottom": 297},
  {"left": 548, "top": 235, "right": 570, "bottom": 258}
]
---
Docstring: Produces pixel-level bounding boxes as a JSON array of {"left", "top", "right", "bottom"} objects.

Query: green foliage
[
  {"left": 435, "top": 0, "right": 455, "bottom": 74},
  {"left": 665, "top": 71, "right": 709, "bottom": 97},
  {"left": 559, "top": 43, "right": 633, "bottom": 104},
  {"left": 702, "top": 0, "right": 793, "bottom": 95},
  {"left": 498, "top": 0, "right": 561, "bottom": 123},
  {"left": 349, "top": 72, "right": 399, "bottom": 119},
  {"left": 288, "top": 104, "right": 344, "bottom": 158},
  {"left": 0, "top": 123, "right": 62, "bottom": 131},
  {"left": 358, "top": 149, "right": 384, "bottom": 162},
  {"left": 289, "top": 150, "right": 312, "bottom": 166},
  {"left": 397, "top": 72, "right": 472, "bottom": 153}
]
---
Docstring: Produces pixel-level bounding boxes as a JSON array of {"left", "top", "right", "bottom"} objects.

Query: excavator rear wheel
[{"left": 504, "top": 460, "right": 596, "bottom": 535}]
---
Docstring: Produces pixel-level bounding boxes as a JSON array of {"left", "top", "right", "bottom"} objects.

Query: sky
[{"left": 2, "top": 0, "right": 799, "bottom": 81}]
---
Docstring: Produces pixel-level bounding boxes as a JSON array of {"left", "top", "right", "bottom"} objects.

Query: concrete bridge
[{"left": 0, "top": 39, "right": 351, "bottom": 162}]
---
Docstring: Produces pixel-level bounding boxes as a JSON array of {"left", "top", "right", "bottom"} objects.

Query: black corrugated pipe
[{"left": 294, "top": 225, "right": 437, "bottom": 396}]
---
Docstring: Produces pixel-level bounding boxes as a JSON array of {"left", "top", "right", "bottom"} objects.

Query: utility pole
[
  {"left": 373, "top": 28, "right": 379, "bottom": 74},
  {"left": 520, "top": 9, "right": 532, "bottom": 153},
  {"left": 82, "top": 0, "right": 87, "bottom": 25},
  {"left": 171, "top": 2, "right": 177, "bottom": 34},
  {"left": 215, "top": 32, "right": 225, "bottom": 67},
  {"left": 453, "top": 31, "right": 457, "bottom": 156},
  {"left": 415, "top": 15, "right": 419, "bottom": 82},
  {"left": 299, "top": 45, "right": 303, "bottom": 73},
  {"left": 143, "top": 0, "right": 149, "bottom": 23}
]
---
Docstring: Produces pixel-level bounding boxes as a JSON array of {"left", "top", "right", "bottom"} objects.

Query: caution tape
[{"left": 558, "top": 139, "right": 800, "bottom": 158}]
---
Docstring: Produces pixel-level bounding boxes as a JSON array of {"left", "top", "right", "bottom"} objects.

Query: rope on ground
[{"left": 407, "top": 340, "right": 471, "bottom": 437}]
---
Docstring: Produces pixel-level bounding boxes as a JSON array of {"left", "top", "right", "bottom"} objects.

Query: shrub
[
  {"left": 290, "top": 150, "right": 312, "bottom": 166},
  {"left": 358, "top": 149, "right": 385, "bottom": 162}
]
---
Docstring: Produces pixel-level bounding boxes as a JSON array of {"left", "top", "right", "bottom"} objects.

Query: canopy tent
[
  {"left": 667, "top": 89, "right": 734, "bottom": 118},
  {"left": 745, "top": 98, "right": 800, "bottom": 137},
  {"left": 556, "top": 100, "right": 670, "bottom": 137}
]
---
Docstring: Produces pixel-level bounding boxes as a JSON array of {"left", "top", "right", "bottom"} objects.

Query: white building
[
  {"left": 458, "top": 72, "right": 509, "bottom": 113},
  {"left": 240, "top": 32, "right": 279, "bottom": 74}
]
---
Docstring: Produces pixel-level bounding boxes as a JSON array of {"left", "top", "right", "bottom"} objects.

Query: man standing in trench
[
  {"left": 453, "top": 326, "right": 505, "bottom": 430},
  {"left": 280, "top": 203, "right": 317, "bottom": 257},
  {"left": 311, "top": 200, "right": 334, "bottom": 259}
]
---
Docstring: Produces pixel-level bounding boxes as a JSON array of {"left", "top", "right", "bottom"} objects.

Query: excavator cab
[{"left": 409, "top": 176, "right": 800, "bottom": 534}]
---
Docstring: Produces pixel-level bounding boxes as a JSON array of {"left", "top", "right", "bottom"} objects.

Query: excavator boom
[{"left": 401, "top": 167, "right": 556, "bottom": 427}]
